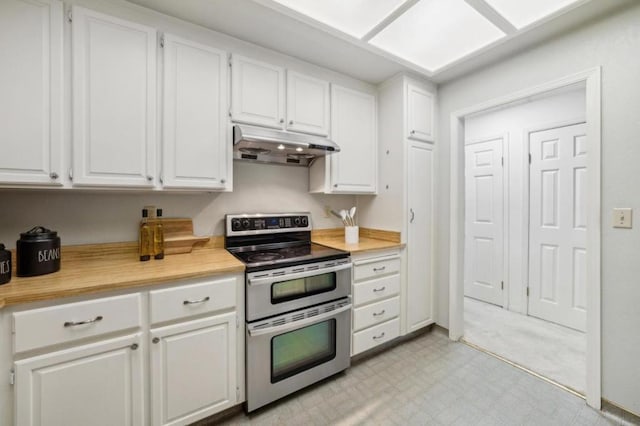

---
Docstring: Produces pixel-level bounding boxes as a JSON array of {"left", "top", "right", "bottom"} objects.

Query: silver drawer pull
[
  {"left": 373, "top": 286, "right": 386, "bottom": 293},
  {"left": 64, "top": 316, "right": 103, "bottom": 327},
  {"left": 373, "top": 310, "right": 386, "bottom": 317},
  {"left": 372, "top": 332, "right": 386, "bottom": 340},
  {"left": 373, "top": 266, "right": 386, "bottom": 272},
  {"left": 183, "top": 296, "right": 210, "bottom": 305}
]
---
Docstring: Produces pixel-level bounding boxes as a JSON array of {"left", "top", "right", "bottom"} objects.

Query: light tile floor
[{"left": 212, "top": 328, "right": 637, "bottom": 425}]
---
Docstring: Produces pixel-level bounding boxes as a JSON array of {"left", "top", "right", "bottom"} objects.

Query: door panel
[
  {"left": 464, "top": 138, "right": 504, "bottom": 306},
  {"left": 528, "top": 123, "right": 587, "bottom": 331}
]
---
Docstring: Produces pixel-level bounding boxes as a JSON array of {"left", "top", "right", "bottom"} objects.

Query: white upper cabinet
[
  {"left": 71, "top": 6, "right": 157, "bottom": 187},
  {"left": 231, "top": 55, "right": 285, "bottom": 129},
  {"left": 286, "top": 71, "right": 330, "bottom": 136},
  {"left": 326, "top": 85, "right": 377, "bottom": 194},
  {"left": 0, "top": 0, "right": 63, "bottom": 186},
  {"left": 161, "top": 34, "right": 229, "bottom": 190},
  {"left": 406, "top": 83, "right": 435, "bottom": 142}
]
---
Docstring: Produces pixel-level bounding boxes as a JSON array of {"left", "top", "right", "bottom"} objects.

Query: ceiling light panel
[
  {"left": 370, "top": 0, "right": 505, "bottom": 72},
  {"left": 270, "top": 0, "right": 406, "bottom": 39},
  {"left": 484, "top": 0, "right": 583, "bottom": 29}
]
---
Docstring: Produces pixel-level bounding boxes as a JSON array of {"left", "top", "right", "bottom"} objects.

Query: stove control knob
[
  {"left": 301, "top": 216, "right": 308, "bottom": 227},
  {"left": 294, "top": 217, "right": 301, "bottom": 226},
  {"left": 231, "top": 218, "right": 241, "bottom": 231},
  {"left": 241, "top": 219, "right": 251, "bottom": 229}
]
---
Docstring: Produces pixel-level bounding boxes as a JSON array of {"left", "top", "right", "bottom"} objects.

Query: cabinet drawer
[
  {"left": 353, "top": 274, "right": 400, "bottom": 307},
  {"left": 353, "top": 257, "right": 400, "bottom": 281},
  {"left": 13, "top": 294, "right": 141, "bottom": 353},
  {"left": 150, "top": 277, "right": 236, "bottom": 325},
  {"left": 353, "top": 296, "right": 400, "bottom": 332},
  {"left": 352, "top": 317, "right": 400, "bottom": 356}
]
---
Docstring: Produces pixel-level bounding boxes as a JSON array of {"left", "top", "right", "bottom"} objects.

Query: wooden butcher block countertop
[
  {"left": 312, "top": 228, "right": 404, "bottom": 253},
  {"left": 0, "top": 238, "right": 244, "bottom": 309}
]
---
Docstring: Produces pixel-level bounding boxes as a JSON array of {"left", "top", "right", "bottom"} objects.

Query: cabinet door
[
  {"left": 286, "top": 71, "right": 329, "bottom": 136},
  {"left": 0, "top": 0, "right": 63, "bottom": 186},
  {"left": 72, "top": 6, "right": 156, "bottom": 187},
  {"left": 162, "top": 34, "right": 229, "bottom": 190},
  {"left": 406, "top": 142, "right": 434, "bottom": 332},
  {"left": 329, "top": 85, "right": 377, "bottom": 194},
  {"left": 407, "top": 84, "right": 434, "bottom": 142},
  {"left": 231, "top": 55, "right": 285, "bottom": 129},
  {"left": 150, "top": 313, "right": 237, "bottom": 426},
  {"left": 14, "top": 334, "right": 144, "bottom": 426}
]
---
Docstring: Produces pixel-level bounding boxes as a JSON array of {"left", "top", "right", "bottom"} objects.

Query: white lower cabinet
[
  {"left": 351, "top": 250, "right": 401, "bottom": 356},
  {"left": 150, "top": 313, "right": 237, "bottom": 426},
  {"left": 7, "top": 274, "right": 244, "bottom": 426},
  {"left": 15, "top": 333, "right": 145, "bottom": 426}
]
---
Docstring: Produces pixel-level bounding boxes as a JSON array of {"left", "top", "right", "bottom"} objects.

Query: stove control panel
[{"left": 226, "top": 213, "right": 311, "bottom": 235}]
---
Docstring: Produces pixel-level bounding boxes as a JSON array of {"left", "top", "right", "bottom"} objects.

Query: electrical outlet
[
  {"left": 612, "top": 208, "right": 632, "bottom": 228},
  {"left": 323, "top": 205, "right": 331, "bottom": 218}
]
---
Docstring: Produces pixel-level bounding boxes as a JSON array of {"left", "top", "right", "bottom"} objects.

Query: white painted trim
[{"left": 448, "top": 68, "right": 601, "bottom": 409}]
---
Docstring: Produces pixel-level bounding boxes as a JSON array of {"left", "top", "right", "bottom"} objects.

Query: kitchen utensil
[
  {"left": 340, "top": 210, "right": 349, "bottom": 226},
  {"left": 349, "top": 207, "right": 356, "bottom": 225},
  {"left": 0, "top": 243, "right": 11, "bottom": 285},
  {"left": 16, "top": 226, "right": 61, "bottom": 277}
]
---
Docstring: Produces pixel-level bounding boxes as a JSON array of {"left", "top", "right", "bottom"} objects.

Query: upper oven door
[{"left": 246, "top": 260, "right": 351, "bottom": 321}]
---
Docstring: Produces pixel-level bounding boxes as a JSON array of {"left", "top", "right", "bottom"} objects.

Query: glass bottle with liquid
[
  {"left": 139, "top": 209, "right": 153, "bottom": 261},
  {"left": 154, "top": 208, "right": 165, "bottom": 260}
]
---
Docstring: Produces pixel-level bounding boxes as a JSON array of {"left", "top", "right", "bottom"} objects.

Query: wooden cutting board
[{"left": 145, "top": 218, "right": 210, "bottom": 255}]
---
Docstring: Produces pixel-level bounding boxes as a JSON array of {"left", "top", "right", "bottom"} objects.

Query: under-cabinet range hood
[{"left": 233, "top": 124, "right": 340, "bottom": 167}]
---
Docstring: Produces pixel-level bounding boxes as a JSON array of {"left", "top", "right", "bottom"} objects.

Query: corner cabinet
[
  {"left": 161, "top": 34, "right": 230, "bottom": 190},
  {"left": 407, "top": 83, "right": 435, "bottom": 142},
  {"left": 0, "top": 0, "right": 64, "bottom": 186},
  {"left": 230, "top": 55, "right": 285, "bottom": 129},
  {"left": 310, "top": 85, "right": 377, "bottom": 194},
  {"left": 71, "top": 6, "right": 157, "bottom": 187}
]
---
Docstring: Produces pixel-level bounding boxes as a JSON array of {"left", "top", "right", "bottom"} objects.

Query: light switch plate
[{"left": 612, "top": 208, "right": 632, "bottom": 228}]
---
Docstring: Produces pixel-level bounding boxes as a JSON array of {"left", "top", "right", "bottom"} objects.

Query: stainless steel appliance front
[
  {"left": 246, "top": 298, "right": 351, "bottom": 412},
  {"left": 246, "top": 258, "right": 351, "bottom": 321}
]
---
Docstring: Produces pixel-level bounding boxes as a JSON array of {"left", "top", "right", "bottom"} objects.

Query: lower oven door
[
  {"left": 246, "top": 298, "right": 351, "bottom": 412},
  {"left": 246, "top": 261, "right": 351, "bottom": 321}
]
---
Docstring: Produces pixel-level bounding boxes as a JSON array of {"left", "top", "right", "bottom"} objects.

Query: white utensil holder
[{"left": 345, "top": 226, "right": 359, "bottom": 244}]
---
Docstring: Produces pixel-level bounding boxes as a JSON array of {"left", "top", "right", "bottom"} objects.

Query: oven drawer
[
  {"left": 353, "top": 273, "right": 400, "bottom": 307},
  {"left": 149, "top": 277, "right": 236, "bottom": 325},
  {"left": 352, "top": 317, "right": 400, "bottom": 355},
  {"left": 353, "top": 296, "right": 400, "bottom": 332},
  {"left": 13, "top": 294, "right": 141, "bottom": 353},
  {"left": 353, "top": 256, "right": 400, "bottom": 282}
]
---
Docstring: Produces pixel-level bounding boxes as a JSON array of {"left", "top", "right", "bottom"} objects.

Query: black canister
[
  {"left": 16, "top": 227, "right": 61, "bottom": 277},
  {"left": 0, "top": 244, "right": 11, "bottom": 285}
]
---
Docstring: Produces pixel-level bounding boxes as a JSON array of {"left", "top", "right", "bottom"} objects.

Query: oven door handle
[
  {"left": 247, "top": 262, "right": 352, "bottom": 286},
  {"left": 247, "top": 303, "right": 352, "bottom": 337}
]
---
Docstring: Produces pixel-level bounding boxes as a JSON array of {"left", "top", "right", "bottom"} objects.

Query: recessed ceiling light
[
  {"left": 484, "top": 0, "right": 583, "bottom": 29},
  {"left": 370, "top": 0, "right": 505, "bottom": 72},
  {"left": 296, "top": 147, "right": 303, "bottom": 152},
  {"left": 270, "top": 0, "right": 407, "bottom": 38}
]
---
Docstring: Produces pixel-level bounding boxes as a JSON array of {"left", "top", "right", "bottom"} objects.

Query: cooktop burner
[{"left": 246, "top": 252, "right": 285, "bottom": 263}]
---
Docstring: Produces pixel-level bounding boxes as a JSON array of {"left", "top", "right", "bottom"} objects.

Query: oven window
[
  {"left": 271, "top": 319, "right": 336, "bottom": 383},
  {"left": 271, "top": 272, "right": 336, "bottom": 304}
]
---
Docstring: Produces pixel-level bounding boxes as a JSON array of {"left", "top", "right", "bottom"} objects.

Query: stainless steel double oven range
[{"left": 225, "top": 213, "right": 352, "bottom": 412}]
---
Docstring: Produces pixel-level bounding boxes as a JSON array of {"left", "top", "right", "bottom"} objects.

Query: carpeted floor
[{"left": 463, "top": 296, "right": 586, "bottom": 393}]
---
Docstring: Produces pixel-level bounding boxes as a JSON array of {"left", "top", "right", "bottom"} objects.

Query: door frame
[
  {"left": 448, "top": 68, "right": 601, "bottom": 408},
  {"left": 463, "top": 134, "right": 509, "bottom": 309}
]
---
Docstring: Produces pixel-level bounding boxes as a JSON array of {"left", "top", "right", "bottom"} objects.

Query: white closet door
[
  {"left": 464, "top": 138, "right": 504, "bottom": 306},
  {"left": 528, "top": 123, "right": 587, "bottom": 332}
]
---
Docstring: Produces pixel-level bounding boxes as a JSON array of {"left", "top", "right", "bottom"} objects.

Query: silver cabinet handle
[
  {"left": 183, "top": 296, "right": 210, "bottom": 305},
  {"left": 64, "top": 316, "right": 103, "bottom": 327},
  {"left": 333, "top": 184, "right": 338, "bottom": 188},
  {"left": 147, "top": 175, "right": 153, "bottom": 182},
  {"left": 373, "top": 310, "right": 386, "bottom": 317},
  {"left": 152, "top": 337, "right": 160, "bottom": 344},
  {"left": 410, "top": 130, "right": 415, "bottom": 135},
  {"left": 373, "top": 266, "right": 386, "bottom": 272},
  {"left": 372, "top": 332, "right": 386, "bottom": 340},
  {"left": 289, "top": 120, "right": 294, "bottom": 125},
  {"left": 373, "top": 286, "right": 386, "bottom": 293},
  {"left": 130, "top": 343, "right": 139, "bottom": 350},
  {"left": 49, "top": 172, "right": 59, "bottom": 180},
  {"left": 221, "top": 178, "right": 226, "bottom": 184},
  {"left": 279, "top": 118, "right": 284, "bottom": 124},
  {"left": 410, "top": 208, "right": 415, "bottom": 223}
]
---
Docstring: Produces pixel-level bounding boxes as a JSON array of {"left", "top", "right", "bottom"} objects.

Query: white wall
[
  {"left": 0, "top": 162, "right": 354, "bottom": 249},
  {"left": 437, "top": 3, "right": 640, "bottom": 413},
  {"left": 464, "top": 88, "right": 585, "bottom": 313}
]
